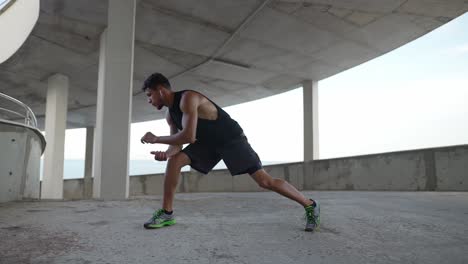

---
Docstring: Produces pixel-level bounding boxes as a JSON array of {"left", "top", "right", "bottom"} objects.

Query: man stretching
[{"left": 140, "top": 73, "right": 320, "bottom": 232}]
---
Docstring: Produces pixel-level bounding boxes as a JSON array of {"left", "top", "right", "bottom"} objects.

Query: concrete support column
[
  {"left": 41, "top": 74, "right": 69, "bottom": 199},
  {"left": 303, "top": 80, "right": 319, "bottom": 161},
  {"left": 83, "top": 126, "right": 94, "bottom": 199},
  {"left": 92, "top": 0, "right": 136, "bottom": 199}
]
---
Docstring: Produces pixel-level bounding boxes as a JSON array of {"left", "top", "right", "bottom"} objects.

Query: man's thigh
[{"left": 181, "top": 141, "right": 221, "bottom": 174}]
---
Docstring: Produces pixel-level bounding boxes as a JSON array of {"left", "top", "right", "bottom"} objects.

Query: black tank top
[{"left": 168, "top": 90, "right": 244, "bottom": 145}]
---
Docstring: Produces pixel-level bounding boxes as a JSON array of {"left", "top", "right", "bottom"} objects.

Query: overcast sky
[{"left": 61, "top": 12, "right": 468, "bottom": 163}]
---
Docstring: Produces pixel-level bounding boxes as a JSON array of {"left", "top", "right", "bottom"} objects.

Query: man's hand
[
  {"left": 150, "top": 146, "right": 181, "bottom": 161},
  {"left": 166, "top": 145, "right": 181, "bottom": 158},
  {"left": 141, "top": 132, "right": 158, "bottom": 144},
  {"left": 150, "top": 151, "right": 167, "bottom": 161}
]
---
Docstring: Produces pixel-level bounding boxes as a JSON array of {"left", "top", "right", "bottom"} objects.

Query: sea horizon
[{"left": 39, "top": 159, "right": 294, "bottom": 180}]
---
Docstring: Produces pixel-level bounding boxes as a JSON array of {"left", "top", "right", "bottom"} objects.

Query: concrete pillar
[
  {"left": 92, "top": 30, "right": 105, "bottom": 199},
  {"left": 92, "top": 0, "right": 135, "bottom": 199},
  {"left": 303, "top": 80, "right": 319, "bottom": 161},
  {"left": 83, "top": 126, "right": 94, "bottom": 199},
  {"left": 41, "top": 74, "right": 69, "bottom": 199}
]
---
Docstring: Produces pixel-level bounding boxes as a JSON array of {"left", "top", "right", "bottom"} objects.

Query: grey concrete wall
[
  {"left": 0, "top": 121, "right": 45, "bottom": 202},
  {"left": 434, "top": 147, "right": 468, "bottom": 191},
  {"left": 61, "top": 145, "right": 468, "bottom": 200},
  {"left": 62, "top": 179, "right": 86, "bottom": 200},
  {"left": 307, "top": 151, "right": 428, "bottom": 191}
]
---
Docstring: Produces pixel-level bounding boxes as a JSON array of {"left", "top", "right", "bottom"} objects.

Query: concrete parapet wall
[
  {"left": 307, "top": 151, "right": 428, "bottom": 190},
  {"left": 63, "top": 179, "right": 85, "bottom": 200},
  {"left": 62, "top": 145, "right": 468, "bottom": 199},
  {"left": 434, "top": 147, "right": 468, "bottom": 190},
  {"left": 1, "top": 121, "right": 45, "bottom": 202}
]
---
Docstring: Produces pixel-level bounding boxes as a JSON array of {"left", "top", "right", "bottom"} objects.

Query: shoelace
[
  {"left": 305, "top": 208, "right": 316, "bottom": 224},
  {"left": 152, "top": 209, "right": 165, "bottom": 220}
]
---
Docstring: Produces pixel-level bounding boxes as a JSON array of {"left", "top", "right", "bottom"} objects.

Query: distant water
[{"left": 40, "top": 160, "right": 286, "bottom": 180}]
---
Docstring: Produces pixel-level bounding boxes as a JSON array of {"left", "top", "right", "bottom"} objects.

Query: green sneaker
[
  {"left": 304, "top": 200, "right": 320, "bottom": 232},
  {"left": 143, "top": 209, "right": 176, "bottom": 229}
]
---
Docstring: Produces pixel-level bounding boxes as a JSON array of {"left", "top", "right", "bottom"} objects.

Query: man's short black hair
[{"left": 142, "top": 73, "right": 171, "bottom": 91}]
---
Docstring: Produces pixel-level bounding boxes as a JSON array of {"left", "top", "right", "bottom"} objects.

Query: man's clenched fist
[
  {"left": 141, "top": 132, "right": 158, "bottom": 144},
  {"left": 151, "top": 151, "right": 167, "bottom": 161}
]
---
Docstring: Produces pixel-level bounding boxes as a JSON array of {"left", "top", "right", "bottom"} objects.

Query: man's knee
[
  {"left": 257, "top": 177, "right": 285, "bottom": 190},
  {"left": 254, "top": 174, "right": 274, "bottom": 189},
  {"left": 168, "top": 152, "right": 190, "bottom": 169},
  {"left": 257, "top": 179, "right": 272, "bottom": 189}
]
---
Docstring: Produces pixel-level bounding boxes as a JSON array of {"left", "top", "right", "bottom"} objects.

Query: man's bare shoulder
[{"left": 180, "top": 90, "right": 203, "bottom": 111}]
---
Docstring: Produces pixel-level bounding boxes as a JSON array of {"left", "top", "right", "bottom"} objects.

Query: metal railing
[
  {"left": 0, "top": 0, "right": 16, "bottom": 15},
  {"left": 0, "top": 92, "right": 38, "bottom": 128}
]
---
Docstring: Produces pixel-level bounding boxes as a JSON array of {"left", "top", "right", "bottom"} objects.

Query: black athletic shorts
[{"left": 181, "top": 133, "right": 263, "bottom": 176}]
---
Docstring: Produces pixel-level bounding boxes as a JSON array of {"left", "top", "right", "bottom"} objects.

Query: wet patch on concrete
[
  {"left": 58, "top": 205, "right": 76, "bottom": 209},
  {"left": 209, "top": 247, "right": 237, "bottom": 260},
  {"left": 87, "top": 220, "right": 109, "bottom": 226},
  {"left": 349, "top": 217, "right": 368, "bottom": 223},
  {"left": 0, "top": 225, "right": 85, "bottom": 264},
  {"left": 1, "top": 225, "right": 22, "bottom": 231},
  {"left": 74, "top": 209, "right": 96, "bottom": 213},
  {"left": 96, "top": 204, "right": 112, "bottom": 208},
  {"left": 194, "top": 246, "right": 244, "bottom": 263},
  {"left": 319, "top": 226, "right": 341, "bottom": 235},
  {"left": 26, "top": 209, "right": 50, "bottom": 213}
]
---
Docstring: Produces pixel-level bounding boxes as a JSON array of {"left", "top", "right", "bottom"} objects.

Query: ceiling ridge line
[
  {"left": 141, "top": 2, "right": 233, "bottom": 34},
  {"left": 135, "top": 40, "right": 207, "bottom": 59},
  {"left": 135, "top": 41, "right": 208, "bottom": 70},
  {"left": 30, "top": 33, "right": 94, "bottom": 57},
  {"left": 162, "top": 0, "right": 272, "bottom": 85}
]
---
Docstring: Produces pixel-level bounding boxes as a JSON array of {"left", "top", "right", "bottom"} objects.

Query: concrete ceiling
[{"left": 0, "top": 0, "right": 467, "bottom": 130}]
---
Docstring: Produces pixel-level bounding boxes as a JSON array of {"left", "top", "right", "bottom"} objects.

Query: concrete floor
[{"left": 0, "top": 191, "right": 467, "bottom": 264}]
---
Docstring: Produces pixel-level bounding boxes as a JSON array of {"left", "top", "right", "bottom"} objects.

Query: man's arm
[
  {"left": 153, "top": 91, "right": 199, "bottom": 145},
  {"left": 165, "top": 111, "right": 183, "bottom": 156}
]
